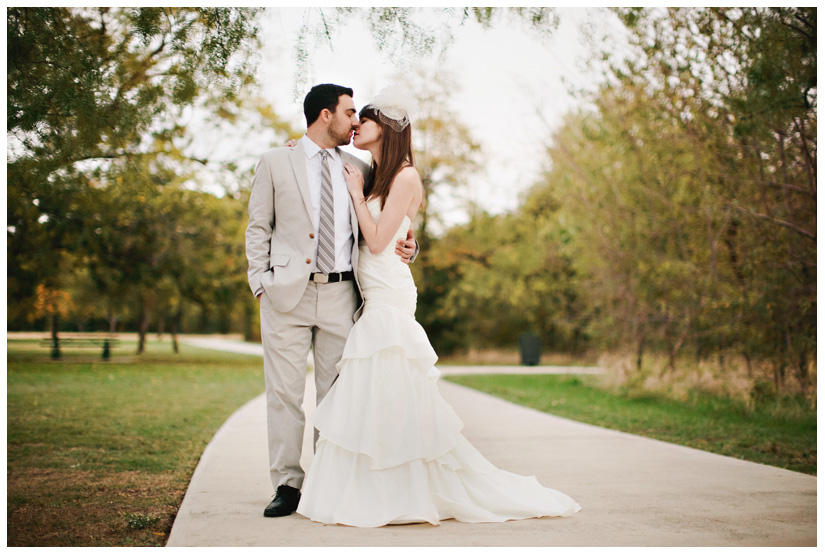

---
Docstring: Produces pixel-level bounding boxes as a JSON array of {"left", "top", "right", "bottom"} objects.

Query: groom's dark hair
[{"left": 304, "top": 84, "right": 354, "bottom": 126}]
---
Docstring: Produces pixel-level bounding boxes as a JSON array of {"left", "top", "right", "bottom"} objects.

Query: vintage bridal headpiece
[{"left": 366, "top": 85, "right": 418, "bottom": 132}]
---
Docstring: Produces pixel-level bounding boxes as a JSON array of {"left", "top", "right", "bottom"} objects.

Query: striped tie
[{"left": 316, "top": 150, "right": 335, "bottom": 273}]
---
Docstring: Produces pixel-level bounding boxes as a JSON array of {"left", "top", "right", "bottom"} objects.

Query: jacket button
[
  {"left": 306, "top": 258, "right": 311, "bottom": 264},
  {"left": 309, "top": 233, "right": 315, "bottom": 239}
]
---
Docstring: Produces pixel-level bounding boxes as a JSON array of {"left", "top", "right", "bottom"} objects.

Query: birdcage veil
[{"left": 365, "top": 85, "right": 418, "bottom": 132}]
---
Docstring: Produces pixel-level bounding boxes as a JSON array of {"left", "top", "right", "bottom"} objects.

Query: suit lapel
[
  {"left": 288, "top": 143, "right": 314, "bottom": 222},
  {"left": 347, "top": 194, "right": 360, "bottom": 242}
]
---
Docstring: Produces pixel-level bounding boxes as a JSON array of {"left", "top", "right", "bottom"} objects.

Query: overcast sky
[{"left": 253, "top": 7, "right": 630, "bottom": 229}]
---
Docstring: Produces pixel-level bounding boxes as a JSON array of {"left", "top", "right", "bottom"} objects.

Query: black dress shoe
[{"left": 264, "top": 485, "right": 301, "bottom": 517}]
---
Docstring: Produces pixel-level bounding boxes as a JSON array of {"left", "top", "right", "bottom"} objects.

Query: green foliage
[
  {"left": 419, "top": 8, "right": 814, "bottom": 398},
  {"left": 576, "top": 7, "right": 816, "bottom": 390},
  {"left": 7, "top": 7, "right": 815, "bottom": 394},
  {"left": 395, "top": 70, "right": 484, "bottom": 353},
  {"left": 69, "top": 158, "right": 254, "bottom": 347},
  {"left": 8, "top": 7, "right": 261, "bottom": 167},
  {"left": 409, "top": 69, "right": 483, "bottom": 246},
  {"left": 7, "top": 8, "right": 275, "bottom": 339},
  {"left": 420, "top": 207, "right": 587, "bottom": 355},
  {"left": 424, "top": 8, "right": 816, "bottom": 392}
]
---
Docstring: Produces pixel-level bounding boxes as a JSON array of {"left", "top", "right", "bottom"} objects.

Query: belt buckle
[{"left": 313, "top": 273, "right": 329, "bottom": 284}]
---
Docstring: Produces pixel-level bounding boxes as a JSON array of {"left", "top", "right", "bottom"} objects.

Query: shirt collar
[{"left": 301, "top": 135, "right": 339, "bottom": 162}]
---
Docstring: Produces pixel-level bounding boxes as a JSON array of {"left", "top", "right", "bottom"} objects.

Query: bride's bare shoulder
[{"left": 392, "top": 165, "right": 423, "bottom": 195}]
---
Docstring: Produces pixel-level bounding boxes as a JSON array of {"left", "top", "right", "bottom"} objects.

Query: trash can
[{"left": 518, "top": 333, "right": 541, "bottom": 366}]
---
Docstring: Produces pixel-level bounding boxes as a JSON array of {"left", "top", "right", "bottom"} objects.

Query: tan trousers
[{"left": 259, "top": 279, "right": 358, "bottom": 490}]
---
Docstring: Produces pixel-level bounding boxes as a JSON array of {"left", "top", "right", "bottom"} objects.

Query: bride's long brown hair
[{"left": 360, "top": 105, "right": 414, "bottom": 209}]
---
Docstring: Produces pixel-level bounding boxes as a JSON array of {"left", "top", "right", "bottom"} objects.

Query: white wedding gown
[{"left": 297, "top": 198, "right": 581, "bottom": 527}]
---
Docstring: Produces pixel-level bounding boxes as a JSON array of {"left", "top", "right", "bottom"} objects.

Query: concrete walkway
[{"left": 168, "top": 339, "right": 816, "bottom": 547}]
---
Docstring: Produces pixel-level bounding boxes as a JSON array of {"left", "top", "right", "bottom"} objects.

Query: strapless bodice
[
  {"left": 361, "top": 197, "right": 411, "bottom": 255},
  {"left": 358, "top": 198, "right": 416, "bottom": 314}
]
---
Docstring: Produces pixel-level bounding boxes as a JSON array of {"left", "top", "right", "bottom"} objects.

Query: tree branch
[
  {"left": 727, "top": 201, "right": 815, "bottom": 241},
  {"left": 65, "top": 150, "right": 214, "bottom": 167}
]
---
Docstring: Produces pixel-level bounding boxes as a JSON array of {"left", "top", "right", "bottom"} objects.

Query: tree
[
  {"left": 418, "top": 203, "right": 586, "bottom": 356},
  {"left": 8, "top": 7, "right": 261, "bottom": 167},
  {"left": 7, "top": 7, "right": 262, "bottom": 330},
  {"left": 31, "top": 284, "right": 72, "bottom": 359},
  {"left": 76, "top": 155, "right": 255, "bottom": 354},
  {"left": 8, "top": 6, "right": 565, "bottom": 342},
  {"left": 392, "top": 70, "right": 483, "bottom": 351},
  {"left": 614, "top": 7, "right": 816, "bottom": 390},
  {"left": 514, "top": 7, "right": 815, "bottom": 392},
  {"left": 407, "top": 70, "right": 483, "bottom": 250}
]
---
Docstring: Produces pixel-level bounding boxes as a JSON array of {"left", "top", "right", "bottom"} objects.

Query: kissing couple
[{"left": 245, "top": 83, "right": 581, "bottom": 527}]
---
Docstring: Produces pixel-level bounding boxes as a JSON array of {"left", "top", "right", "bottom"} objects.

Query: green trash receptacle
[{"left": 518, "top": 333, "right": 541, "bottom": 366}]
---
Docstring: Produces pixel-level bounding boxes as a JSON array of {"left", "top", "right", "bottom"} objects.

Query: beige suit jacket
[{"left": 246, "top": 142, "right": 370, "bottom": 318}]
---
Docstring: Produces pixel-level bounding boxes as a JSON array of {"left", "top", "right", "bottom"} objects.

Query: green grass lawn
[
  {"left": 445, "top": 373, "right": 816, "bottom": 475},
  {"left": 8, "top": 337, "right": 815, "bottom": 546},
  {"left": 7, "top": 338, "right": 264, "bottom": 547}
]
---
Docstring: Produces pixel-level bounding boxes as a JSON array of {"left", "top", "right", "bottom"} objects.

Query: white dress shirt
[{"left": 301, "top": 135, "right": 354, "bottom": 273}]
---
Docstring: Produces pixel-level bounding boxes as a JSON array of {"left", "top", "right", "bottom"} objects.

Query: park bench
[{"left": 41, "top": 334, "right": 120, "bottom": 360}]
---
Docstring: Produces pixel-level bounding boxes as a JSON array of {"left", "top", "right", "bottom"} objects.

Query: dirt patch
[{"left": 8, "top": 467, "right": 187, "bottom": 546}]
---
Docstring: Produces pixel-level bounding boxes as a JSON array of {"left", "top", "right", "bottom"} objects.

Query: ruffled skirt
[{"left": 296, "top": 304, "right": 581, "bottom": 527}]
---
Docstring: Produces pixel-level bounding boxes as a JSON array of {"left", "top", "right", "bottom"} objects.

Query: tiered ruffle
[{"left": 297, "top": 305, "right": 582, "bottom": 527}]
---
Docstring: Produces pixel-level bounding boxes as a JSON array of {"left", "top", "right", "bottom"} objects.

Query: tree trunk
[
  {"left": 243, "top": 298, "right": 254, "bottom": 342},
  {"left": 666, "top": 324, "right": 689, "bottom": 376},
  {"left": 171, "top": 310, "right": 180, "bottom": 354},
  {"left": 418, "top": 170, "right": 433, "bottom": 280},
  {"left": 744, "top": 351, "right": 753, "bottom": 379},
  {"left": 706, "top": 212, "right": 717, "bottom": 282},
  {"left": 50, "top": 314, "right": 60, "bottom": 360},
  {"left": 724, "top": 220, "right": 746, "bottom": 286},
  {"left": 776, "top": 132, "right": 792, "bottom": 214},
  {"left": 791, "top": 116, "right": 816, "bottom": 198},
  {"left": 796, "top": 349, "right": 808, "bottom": 396},
  {"left": 636, "top": 334, "right": 645, "bottom": 373},
  {"left": 773, "top": 361, "right": 786, "bottom": 392},
  {"left": 107, "top": 310, "right": 118, "bottom": 333},
  {"left": 137, "top": 294, "right": 151, "bottom": 354}
]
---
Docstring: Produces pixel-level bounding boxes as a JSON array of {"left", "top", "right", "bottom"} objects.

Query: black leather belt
[{"left": 309, "top": 271, "right": 354, "bottom": 284}]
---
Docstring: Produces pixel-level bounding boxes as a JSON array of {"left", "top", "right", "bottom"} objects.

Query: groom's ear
[{"left": 319, "top": 108, "right": 332, "bottom": 124}]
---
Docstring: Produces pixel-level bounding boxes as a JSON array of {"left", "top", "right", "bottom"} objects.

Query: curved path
[{"left": 167, "top": 339, "right": 815, "bottom": 547}]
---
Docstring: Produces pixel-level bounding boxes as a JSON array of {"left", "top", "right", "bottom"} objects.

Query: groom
[{"left": 246, "top": 84, "right": 416, "bottom": 518}]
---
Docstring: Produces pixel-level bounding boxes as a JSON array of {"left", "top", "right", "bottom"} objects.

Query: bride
[{"left": 296, "top": 88, "right": 581, "bottom": 527}]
